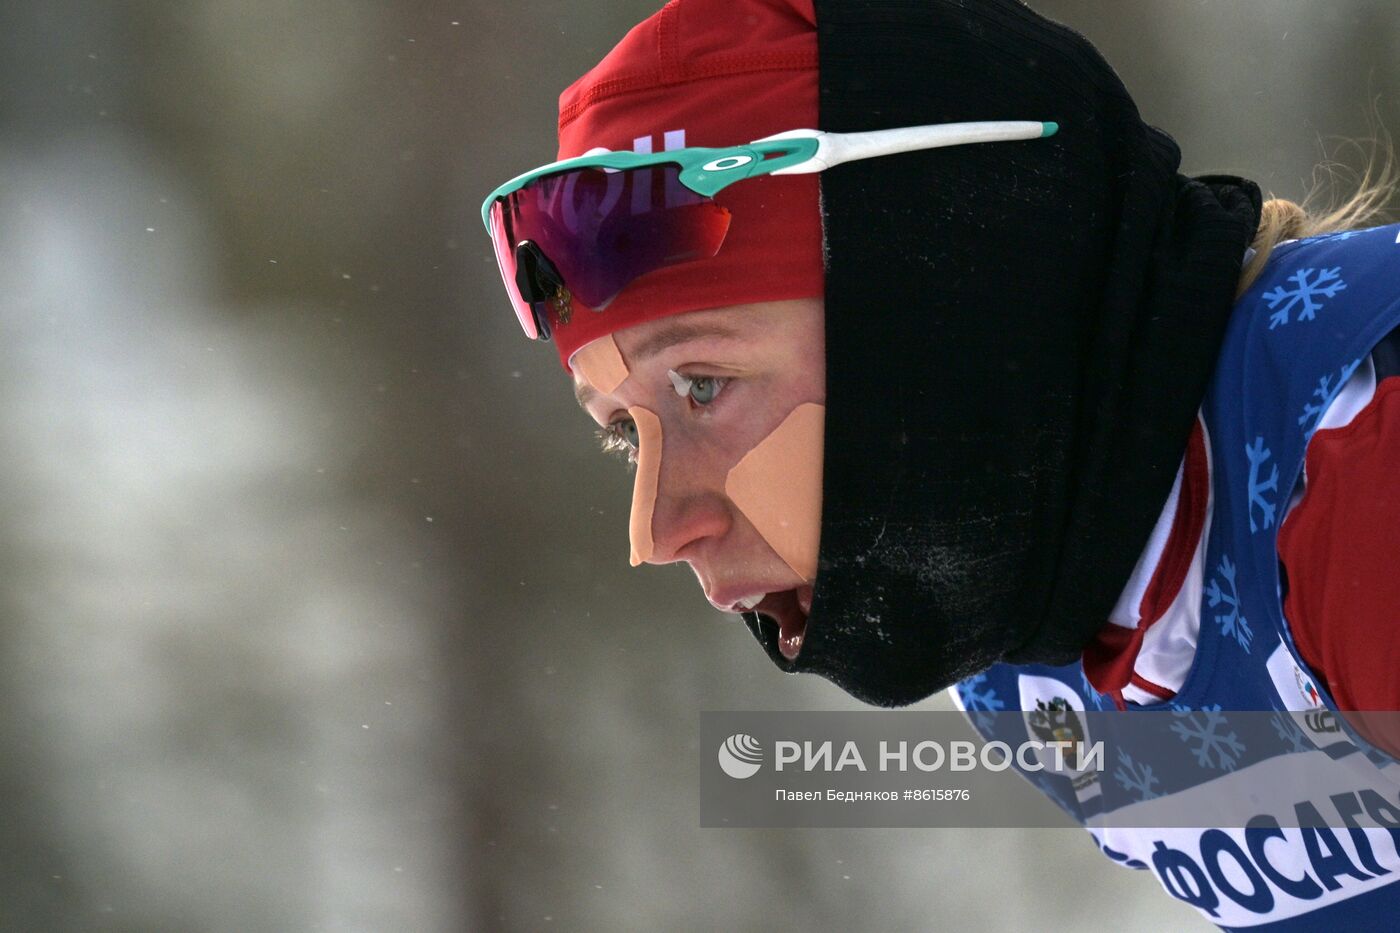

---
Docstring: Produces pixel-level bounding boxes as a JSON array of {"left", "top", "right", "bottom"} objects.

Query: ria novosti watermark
[
  {"left": 741, "top": 734, "right": 1104, "bottom": 774},
  {"left": 700, "top": 711, "right": 1400, "bottom": 830}
]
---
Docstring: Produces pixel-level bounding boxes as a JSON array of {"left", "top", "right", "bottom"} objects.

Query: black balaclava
[{"left": 744, "top": 0, "right": 1262, "bottom": 706}]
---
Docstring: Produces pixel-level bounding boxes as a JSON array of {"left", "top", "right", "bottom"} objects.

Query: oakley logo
[{"left": 702, "top": 154, "right": 753, "bottom": 172}]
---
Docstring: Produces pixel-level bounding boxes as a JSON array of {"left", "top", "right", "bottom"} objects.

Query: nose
[
  {"left": 629, "top": 411, "right": 732, "bottom": 567},
  {"left": 644, "top": 488, "right": 732, "bottom": 566}
]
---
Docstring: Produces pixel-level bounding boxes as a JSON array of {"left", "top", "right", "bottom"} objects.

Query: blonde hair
[{"left": 1237, "top": 117, "right": 1399, "bottom": 297}]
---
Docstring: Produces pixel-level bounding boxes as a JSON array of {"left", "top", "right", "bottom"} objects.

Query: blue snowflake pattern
[
  {"left": 1298, "top": 359, "right": 1362, "bottom": 440},
  {"left": 1262, "top": 267, "right": 1347, "bottom": 329},
  {"left": 1270, "top": 712, "right": 1312, "bottom": 755},
  {"left": 1113, "top": 748, "right": 1162, "bottom": 801},
  {"left": 1080, "top": 668, "right": 1109, "bottom": 711},
  {"left": 957, "top": 673, "right": 1005, "bottom": 732},
  {"left": 1204, "top": 554, "right": 1253, "bottom": 652},
  {"left": 1245, "top": 436, "right": 1279, "bottom": 533},
  {"left": 1169, "top": 708, "right": 1246, "bottom": 771}
]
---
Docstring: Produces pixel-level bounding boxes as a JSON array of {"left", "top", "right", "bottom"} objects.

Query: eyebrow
[{"left": 628, "top": 320, "right": 742, "bottom": 362}]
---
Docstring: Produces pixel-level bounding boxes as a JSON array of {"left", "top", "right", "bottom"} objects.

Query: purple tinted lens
[{"left": 497, "top": 164, "right": 730, "bottom": 311}]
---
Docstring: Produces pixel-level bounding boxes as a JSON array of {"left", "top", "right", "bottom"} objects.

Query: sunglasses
[{"left": 481, "top": 120, "right": 1059, "bottom": 341}]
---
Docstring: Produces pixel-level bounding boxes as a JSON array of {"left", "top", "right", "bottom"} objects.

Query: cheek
[{"left": 724, "top": 403, "right": 824, "bottom": 582}]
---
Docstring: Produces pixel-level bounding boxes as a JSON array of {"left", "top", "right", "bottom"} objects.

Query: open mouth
[{"left": 755, "top": 585, "right": 813, "bottom": 661}]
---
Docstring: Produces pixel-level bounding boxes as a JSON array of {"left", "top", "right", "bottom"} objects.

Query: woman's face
[{"left": 574, "top": 297, "right": 824, "bottom": 657}]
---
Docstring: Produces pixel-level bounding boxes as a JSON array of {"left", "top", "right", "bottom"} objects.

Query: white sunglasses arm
[{"left": 757, "top": 121, "right": 1055, "bottom": 174}]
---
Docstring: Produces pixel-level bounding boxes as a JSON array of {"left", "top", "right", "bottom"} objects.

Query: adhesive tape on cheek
[
  {"left": 628, "top": 406, "right": 662, "bottom": 566},
  {"left": 724, "top": 402, "right": 824, "bottom": 582},
  {"left": 571, "top": 333, "right": 629, "bottom": 394}
]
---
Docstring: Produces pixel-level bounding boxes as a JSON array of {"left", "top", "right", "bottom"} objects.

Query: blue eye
[
  {"left": 688, "top": 376, "right": 720, "bottom": 404},
  {"left": 666, "top": 369, "right": 729, "bottom": 407},
  {"left": 618, "top": 418, "right": 640, "bottom": 448}
]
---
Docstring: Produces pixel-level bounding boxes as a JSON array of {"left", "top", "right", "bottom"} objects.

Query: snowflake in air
[
  {"left": 1204, "top": 554, "right": 1252, "bottom": 653},
  {"left": 1112, "top": 748, "right": 1162, "bottom": 801},
  {"left": 1270, "top": 712, "right": 1312, "bottom": 755},
  {"left": 1298, "top": 359, "right": 1362, "bottom": 440},
  {"left": 1262, "top": 267, "right": 1347, "bottom": 329},
  {"left": 957, "top": 673, "right": 1005, "bottom": 732},
  {"left": 1169, "top": 708, "right": 1245, "bottom": 771},
  {"left": 1245, "top": 435, "right": 1278, "bottom": 533}
]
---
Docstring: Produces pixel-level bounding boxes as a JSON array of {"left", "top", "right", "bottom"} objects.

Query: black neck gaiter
[{"left": 744, "top": 0, "right": 1262, "bottom": 706}]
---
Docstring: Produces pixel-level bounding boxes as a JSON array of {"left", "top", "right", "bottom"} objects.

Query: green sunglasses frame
[{"left": 481, "top": 120, "right": 1060, "bottom": 232}]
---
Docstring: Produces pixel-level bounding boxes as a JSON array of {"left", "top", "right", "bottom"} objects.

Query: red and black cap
[{"left": 550, "top": 0, "right": 825, "bottom": 368}]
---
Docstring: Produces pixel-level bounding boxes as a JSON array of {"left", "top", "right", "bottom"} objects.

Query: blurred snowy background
[{"left": 0, "top": 2, "right": 1395, "bottom": 930}]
